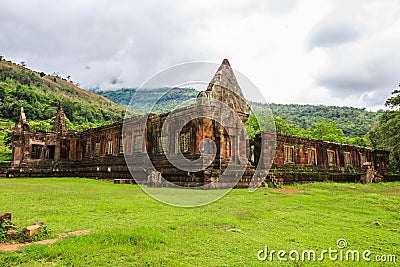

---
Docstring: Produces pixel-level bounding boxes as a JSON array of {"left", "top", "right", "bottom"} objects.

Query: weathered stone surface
[
  {"left": 0, "top": 212, "right": 11, "bottom": 220},
  {"left": 7, "top": 59, "right": 394, "bottom": 187},
  {"left": 52, "top": 102, "right": 67, "bottom": 133},
  {"left": 147, "top": 171, "right": 163, "bottom": 187},
  {"left": 6, "top": 230, "right": 17, "bottom": 238},
  {"left": 0, "top": 212, "right": 12, "bottom": 225},
  {"left": 200, "top": 58, "right": 251, "bottom": 116},
  {"left": 113, "top": 179, "right": 133, "bottom": 184},
  {"left": 25, "top": 225, "right": 41, "bottom": 237}
]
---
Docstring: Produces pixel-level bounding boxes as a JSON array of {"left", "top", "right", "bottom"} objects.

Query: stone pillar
[
  {"left": 361, "top": 162, "right": 374, "bottom": 184},
  {"left": 218, "top": 128, "right": 225, "bottom": 166},
  {"left": 11, "top": 107, "right": 31, "bottom": 167},
  {"left": 54, "top": 137, "right": 61, "bottom": 162}
]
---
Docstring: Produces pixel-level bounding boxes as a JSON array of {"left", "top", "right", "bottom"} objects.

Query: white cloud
[
  {"left": 0, "top": 0, "right": 399, "bottom": 109},
  {"left": 308, "top": 0, "right": 400, "bottom": 109}
]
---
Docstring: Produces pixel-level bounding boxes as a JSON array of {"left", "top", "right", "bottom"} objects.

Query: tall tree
[{"left": 369, "top": 85, "right": 400, "bottom": 171}]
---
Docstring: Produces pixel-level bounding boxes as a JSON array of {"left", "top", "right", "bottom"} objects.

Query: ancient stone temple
[{"left": 7, "top": 59, "right": 393, "bottom": 186}]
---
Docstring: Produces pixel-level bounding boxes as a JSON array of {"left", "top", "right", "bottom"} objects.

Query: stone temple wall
[
  {"left": 6, "top": 106, "right": 393, "bottom": 186},
  {"left": 6, "top": 59, "right": 395, "bottom": 186}
]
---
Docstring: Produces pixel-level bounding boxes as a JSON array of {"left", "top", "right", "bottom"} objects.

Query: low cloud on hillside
[{"left": 1, "top": 0, "right": 399, "bottom": 110}]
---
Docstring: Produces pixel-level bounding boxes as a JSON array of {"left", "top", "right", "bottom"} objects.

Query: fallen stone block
[
  {"left": 3, "top": 212, "right": 11, "bottom": 219},
  {"left": 25, "top": 225, "right": 42, "bottom": 237},
  {"left": 0, "top": 212, "right": 12, "bottom": 226},
  {"left": 0, "top": 212, "right": 12, "bottom": 221},
  {"left": 6, "top": 230, "right": 17, "bottom": 238}
]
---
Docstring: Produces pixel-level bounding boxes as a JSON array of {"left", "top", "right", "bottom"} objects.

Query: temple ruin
[{"left": 7, "top": 59, "right": 393, "bottom": 186}]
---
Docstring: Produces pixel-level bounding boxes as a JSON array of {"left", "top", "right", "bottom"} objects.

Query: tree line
[{"left": 368, "top": 86, "right": 400, "bottom": 171}]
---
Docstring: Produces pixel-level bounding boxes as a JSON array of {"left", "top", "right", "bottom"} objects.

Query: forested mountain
[
  {"left": 369, "top": 88, "right": 400, "bottom": 170},
  {"left": 0, "top": 57, "right": 387, "bottom": 161},
  {"left": 0, "top": 57, "right": 125, "bottom": 130},
  {"left": 252, "top": 103, "right": 383, "bottom": 137},
  {"left": 0, "top": 56, "right": 381, "bottom": 137},
  {"left": 89, "top": 88, "right": 198, "bottom": 114},
  {"left": 93, "top": 88, "right": 382, "bottom": 137}
]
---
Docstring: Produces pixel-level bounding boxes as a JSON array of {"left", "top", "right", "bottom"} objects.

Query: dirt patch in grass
[
  {"left": 0, "top": 230, "right": 91, "bottom": 252},
  {"left": 273, "top": 188, "right": 304, "bottom": 194},
  {"left": 384, "top": 186, "right": 400, "bottom": 196}
]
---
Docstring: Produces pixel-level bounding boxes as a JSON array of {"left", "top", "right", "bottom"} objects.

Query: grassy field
[{"left": 0, "top": 178, "right": 399, "bottom": 266}]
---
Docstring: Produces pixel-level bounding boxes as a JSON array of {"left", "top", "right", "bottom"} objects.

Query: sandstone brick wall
[{"left": 6, "top": 59, "right": 394, "bottom": 186}]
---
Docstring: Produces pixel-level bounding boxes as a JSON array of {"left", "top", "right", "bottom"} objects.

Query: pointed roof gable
[
  {"left": 199, "top": 59, "right": 250, "bottom": 116},
  {"left": 14, "top": 106, "right": 29, "bottom": 132},
  {"left": 52, "top": 102, "right": 67, "bottom": 133},
  {"left": 19, "top": 107, "right": 26, "bottom": 124},
  {"left": 205, "top": 58, "right": 245, "bottom": 99}
]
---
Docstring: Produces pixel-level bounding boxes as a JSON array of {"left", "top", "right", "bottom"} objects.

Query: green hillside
[
  {"left": 253, "top": 103, "right": 383, "bottom": 137},
  {"left": 0, "top": 57, "right": 126, "bottom": 161},
  {"left": 0, "top": 57, "right": 384, "bottom": 162},
  {"left": 94, "top": 88, "right": 382, "bottom": 137},
  {"left": 89, "top": 88, "right": 198, "bottom": 114},
  {"left": 0, "top": 58, "right": 125, "bottom": 130},
  {"left": 0, "top": 118, "right": 12, "bottom": 161}
]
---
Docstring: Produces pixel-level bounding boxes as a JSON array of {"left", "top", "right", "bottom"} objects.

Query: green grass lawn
[{"left": 0, "top": 179, "right": 399, "bottom": 266}]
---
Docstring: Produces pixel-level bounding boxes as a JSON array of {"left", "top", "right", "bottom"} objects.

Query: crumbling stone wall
[{"left": 7, "top": 60, "right": 394, "bottom": 186}]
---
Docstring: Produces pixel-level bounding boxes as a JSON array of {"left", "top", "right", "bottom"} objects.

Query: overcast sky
[{"left": 1, "top": 0, "right": 400, "bottom": 110}]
